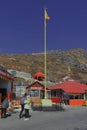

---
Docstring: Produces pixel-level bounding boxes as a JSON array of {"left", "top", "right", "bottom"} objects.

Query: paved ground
[{"left": 0, "top": 106, "right": 87, "bottom": 130}]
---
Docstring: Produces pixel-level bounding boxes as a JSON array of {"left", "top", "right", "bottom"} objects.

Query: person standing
[
  {"left": 1, "top": 96, "right": 9, "bottom": 118},
  {"left": 19, "top": 93, "right": 27, "bottom": 118},
  {"left": 24, "top": 95, "right": 31, "bottom": 121}
]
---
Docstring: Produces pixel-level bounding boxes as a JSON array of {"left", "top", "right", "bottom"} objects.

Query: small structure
[
  {"left": 49, "top": 79, "right": 87, "bottom": 106},
  {"left": 26, "top": 81, "right": 45, "bottom": 109}
]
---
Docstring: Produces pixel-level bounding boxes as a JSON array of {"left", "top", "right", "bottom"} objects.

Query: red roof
[
  {"left": 26, "top": 81, "right": 45, "bottom": 89},
  {"left": 49, "top": 79, "right": 87, "bottom": 94},
  {"left": 0, "top": 69, "right": 14, "bottom": 80},
  {"left": 34, "top": 72, "right": 45, "bottom": 77},
  {"left": 34, "top": 72, "right": 45, "bottom": 80}
]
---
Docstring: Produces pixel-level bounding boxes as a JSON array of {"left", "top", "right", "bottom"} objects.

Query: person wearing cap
[{"left": 24, "top": 95, "right": 31, "bottom": 121}]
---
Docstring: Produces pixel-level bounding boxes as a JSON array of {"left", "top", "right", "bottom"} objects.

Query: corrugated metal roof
[{"left": 49, "top": 79, "right": 87, "bottom": 94}]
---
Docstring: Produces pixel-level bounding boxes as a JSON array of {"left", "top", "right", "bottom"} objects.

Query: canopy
[
  {"left": 49, "top": 79, "right": 87, "bottom": 94},
  {"left": 0, "top": 69, "right": 14, "bottom": 81}
]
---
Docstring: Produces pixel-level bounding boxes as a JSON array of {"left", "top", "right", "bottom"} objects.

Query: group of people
[
  {"left": 19, "top": 93, "right": 31, "bottom": 121},
  {"left": 0, "top": 93, "right": 31, "bottom": 121}
]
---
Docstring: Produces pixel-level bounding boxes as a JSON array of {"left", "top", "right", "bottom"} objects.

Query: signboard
[
  {"left": 15, "top": 86, "right": 26, "bottom": 97},
  {"left": 30, "top": 87, "right": 43, "bottom": 90},
  {"left": 8, "top": 69, "right": 31, "bottom": 81},
  {"left": 41, "top": 99, "right": 52, "bottom": 107}
]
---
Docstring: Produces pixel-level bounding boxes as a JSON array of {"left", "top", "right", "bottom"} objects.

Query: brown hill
[{"left": 0, "top": 48, "right": 87, "bottom": 85}]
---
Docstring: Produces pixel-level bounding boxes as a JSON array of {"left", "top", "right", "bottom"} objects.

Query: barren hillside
[{"left": 0, "top": 48, "right": 87, "bottom": 85}]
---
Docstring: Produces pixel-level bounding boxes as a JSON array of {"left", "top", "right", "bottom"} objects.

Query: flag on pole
[
  {"left": 68, "top": 66, "right": 71, "bottom": 72},
  {"left": 45, "top": 10, "right": 50, "bottom": 20}
]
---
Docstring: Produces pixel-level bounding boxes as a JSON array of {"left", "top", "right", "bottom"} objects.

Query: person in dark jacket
[
  {"left": 1, "top": 96, "right": 9, "bottom": 118},
  {"left": 19, "top": 93, "right": 27, "bottom": 118}
]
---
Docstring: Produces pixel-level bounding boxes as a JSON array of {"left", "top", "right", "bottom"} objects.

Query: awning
[{"left": 0, "top": 69, "right": 14, "bottom": 81}]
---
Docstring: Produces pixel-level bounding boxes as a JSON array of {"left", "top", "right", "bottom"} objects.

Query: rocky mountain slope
[{"left": 0, "top": 48, "right": 87, "bottom": 85}]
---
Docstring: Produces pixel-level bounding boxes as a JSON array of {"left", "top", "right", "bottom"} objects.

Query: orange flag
[{"left": 45, "top": 10, "right": 50, "bottom": 20}]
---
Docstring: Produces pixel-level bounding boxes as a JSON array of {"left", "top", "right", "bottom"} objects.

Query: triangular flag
[{"left": 45, "top": 10, "right": 50, "bottom": 20}]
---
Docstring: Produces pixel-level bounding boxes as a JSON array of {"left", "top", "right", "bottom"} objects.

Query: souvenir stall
[{"left": 0, "top": 65, "right": 14, "bottom": 104}]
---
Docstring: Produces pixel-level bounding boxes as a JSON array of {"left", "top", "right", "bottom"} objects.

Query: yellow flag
[
  {"left": 68, "top": 66, "right": 71, "bottom": 72},
  {"left": 45, "top": 10, "right": 50, "bottom": 20}
]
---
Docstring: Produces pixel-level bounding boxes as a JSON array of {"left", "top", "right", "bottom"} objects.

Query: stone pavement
[{"left": 0, "top": 106, "right": 87, "bottom": 130}]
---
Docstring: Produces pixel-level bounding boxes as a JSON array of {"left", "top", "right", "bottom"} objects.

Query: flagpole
[
  {"left": 44, "top": 8, "right": 47, "bottom": 99},
  {"left": 41, "top": 8, "right": 52, "bottom": 107}
]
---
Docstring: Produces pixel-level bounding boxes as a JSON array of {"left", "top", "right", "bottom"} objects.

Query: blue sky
[{"left": 0, "top": 0, "right": 87, "bottom": 54}]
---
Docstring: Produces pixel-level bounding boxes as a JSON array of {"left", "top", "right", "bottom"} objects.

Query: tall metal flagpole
[
  {"left": 44, "top": 8, "right": 47, "bottom": 99},
  {"left": 42, "top": 8, "right": 52, "bottom": 107}
]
